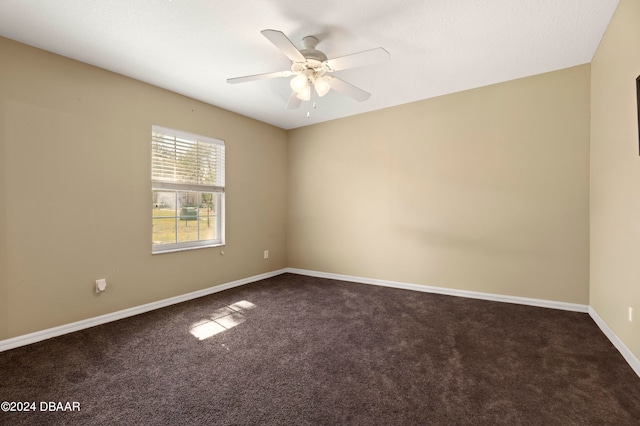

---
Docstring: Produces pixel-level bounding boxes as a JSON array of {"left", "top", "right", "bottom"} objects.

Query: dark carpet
[{"left": 1, "top": 273, "right": 639, "bottom": 425}]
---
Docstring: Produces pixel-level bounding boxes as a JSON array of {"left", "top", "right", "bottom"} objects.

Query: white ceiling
[{"left": 0, "top": 0, "right": 619, "bottom": 130}]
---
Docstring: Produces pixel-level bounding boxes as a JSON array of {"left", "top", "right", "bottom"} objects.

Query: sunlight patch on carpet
[{"left": 189, "top": 300, "right": 255, "bottom": 340}]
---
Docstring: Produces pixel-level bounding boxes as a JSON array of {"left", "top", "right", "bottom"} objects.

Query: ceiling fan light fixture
[
  {"left": 314, "top": 76, "right": 331, "bottom": 97},
  {"left": 296, "top": 84, "right": 311, "bottom": 101},
  {"left": 290, "top": 74, "right": 308, "bottom": 93}
]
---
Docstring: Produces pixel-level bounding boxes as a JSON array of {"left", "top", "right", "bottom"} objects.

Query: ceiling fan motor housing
[
  {"left": 291, "top": 38, "right": 328, "bottom": 81},
  {"left": 295, "top": 35, "right": 328, "bottom": 77}
]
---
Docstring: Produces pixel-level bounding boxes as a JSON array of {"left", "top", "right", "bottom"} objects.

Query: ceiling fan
[{"left": 227, "top": 29, "right": 390, "bottom": 110}]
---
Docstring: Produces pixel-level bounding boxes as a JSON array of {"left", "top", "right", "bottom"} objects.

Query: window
[{"left": 151, "top": 125, "right": 225, "bottom": 253}]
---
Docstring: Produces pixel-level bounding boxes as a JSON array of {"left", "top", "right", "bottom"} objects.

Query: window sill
[{"left": 152, "top": 242, "right": 225, "bottom": 255}]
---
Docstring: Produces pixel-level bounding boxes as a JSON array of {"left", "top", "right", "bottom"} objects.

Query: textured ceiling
[{"left": 0, "top": 0, "right": 619, "bottom": 130}]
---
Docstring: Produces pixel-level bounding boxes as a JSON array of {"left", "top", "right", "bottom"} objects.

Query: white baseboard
[
  {"left": 0, "top": 268, "right": 287, "bottom": 353},
  {"left": 588, "top": 307, "right": 640, "bottom": 378},
  {"left": 285, "top": 268, "right": 589, "bottom": 312}
]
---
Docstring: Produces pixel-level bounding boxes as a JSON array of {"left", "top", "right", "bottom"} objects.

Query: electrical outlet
[{"left": 264, "top": 250, "right": 269, "bottom": 259}]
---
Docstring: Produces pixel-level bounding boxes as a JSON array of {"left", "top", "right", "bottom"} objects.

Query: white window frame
[{"left": 151, "top": 125, "right": 225, "bottom": 254}]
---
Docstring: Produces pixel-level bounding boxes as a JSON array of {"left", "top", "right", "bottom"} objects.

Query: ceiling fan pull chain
[{"left": 307, "top": 86, "right": 317, "bottom": 118}]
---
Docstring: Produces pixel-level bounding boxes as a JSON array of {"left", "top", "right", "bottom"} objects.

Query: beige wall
[
  {"left": 590, "top": 0, "right": 640, "bottom": 360},
  {"left": 288, "top": 65, "right": 591, "bottom": 304},
  {"left": 0, "top": 37, "right": 288, "bottom": 340}
]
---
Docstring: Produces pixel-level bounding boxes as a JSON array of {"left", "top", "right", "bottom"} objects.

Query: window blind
[{"left": 152, "top": 126, "right": 225, "bottom": 192}]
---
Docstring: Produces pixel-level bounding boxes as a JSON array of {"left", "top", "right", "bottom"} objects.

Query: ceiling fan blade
[
  {"left": 326, "top": 76, "right": 371, "bottom": 102},
  {"left": 226, "top": 70, "right": 292, "bottom": 84},
  {"left": 323, "top": 47, "right": 390, "bottom": 72},
  {"left": 286, "top": 91, "right": 302, "bottom": 109},
  {"left": 261, "top": 29, "right": 306, "bottom": 63}
]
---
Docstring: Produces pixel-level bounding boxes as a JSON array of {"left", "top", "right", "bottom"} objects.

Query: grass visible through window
[{"left": 152, "top": 207, "right": 218, "bottom": 245}]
